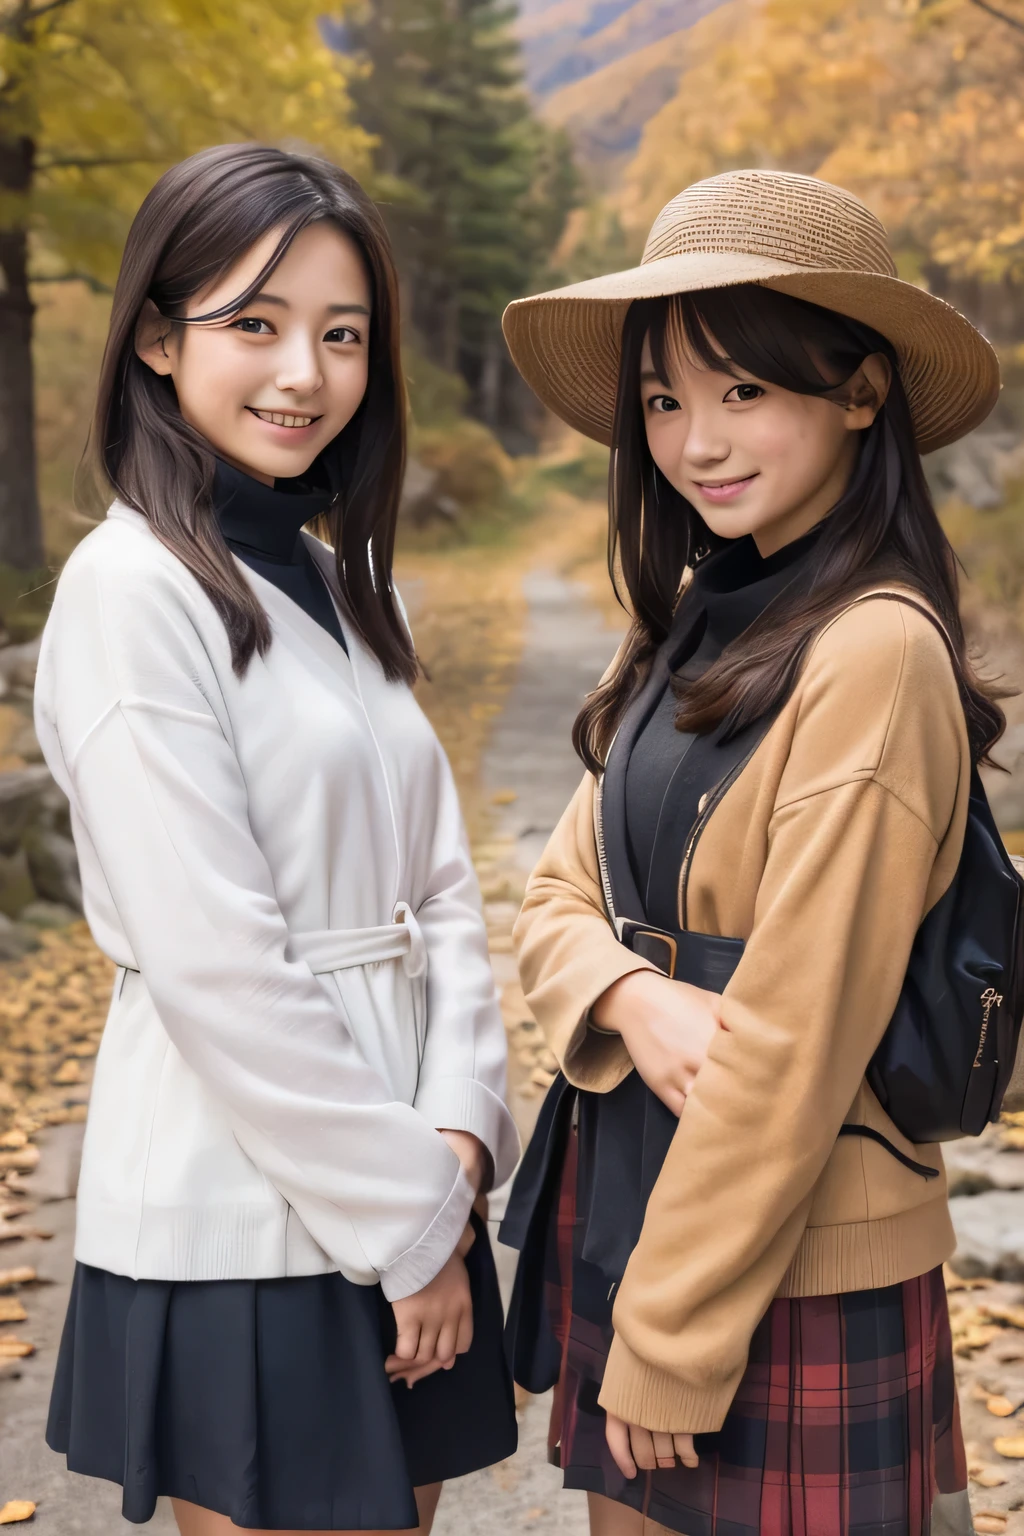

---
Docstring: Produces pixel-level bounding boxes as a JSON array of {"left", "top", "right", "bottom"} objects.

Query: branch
[
  {"left": 26, "top": 0, "right": 76, "bottom": 20},
  {"left": 30, "top": 269, "right": 112, "bottom": 293},
  {"left": 969, "top": 0, "right": 1024, "bottom": 34},
  {"left": 37, "top": 153, "right": 166, "bottom": 169}
]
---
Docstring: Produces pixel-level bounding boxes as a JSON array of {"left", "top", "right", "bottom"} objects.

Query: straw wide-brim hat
[{"left": 502, "top": 170, "right": 1000, "bottom": 454}]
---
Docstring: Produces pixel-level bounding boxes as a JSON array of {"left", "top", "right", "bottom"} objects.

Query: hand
[
  {"left": 592, "top": 969, "right": 721, "bottom": 1116},
  {"left": 385, "top": 1241, "right": 474, "bottom": 1389},
  {"left": 605, "top": 1412, "right": 699, "bottom": 1478},
  {"left": 440, "top": 1127, "right": 492, "bottom": 1194}
]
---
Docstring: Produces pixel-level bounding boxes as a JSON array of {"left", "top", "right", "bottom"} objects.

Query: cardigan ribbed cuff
[
  {"left": 558, "top": 955, "right": 659, "bottom": 1093},
  {"left": 597, "top": 1332, "right": 744, "bottom": 1435},
  {"left": 415, "top": 1075, "right": 521, "bottom": 1189}
]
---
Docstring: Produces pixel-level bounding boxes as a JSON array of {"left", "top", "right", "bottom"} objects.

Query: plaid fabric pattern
[{"left": 547, "top": 1132, "right": 968, "bottom": 1536}]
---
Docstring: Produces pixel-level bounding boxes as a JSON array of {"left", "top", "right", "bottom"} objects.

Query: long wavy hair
[
  {"left": 92, "top": 142, "right": 415, "bottom": 683},
  {"left": 572, "top": 285, "right": 1005, "bottom": 772}
]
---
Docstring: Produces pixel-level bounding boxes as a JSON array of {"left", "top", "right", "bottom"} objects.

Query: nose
[
  {"left": 274, "top": 330, "right": 323, "bottom": 398},
  {"left": 680, "top": 404, "right": 731, "bottom": 469}
]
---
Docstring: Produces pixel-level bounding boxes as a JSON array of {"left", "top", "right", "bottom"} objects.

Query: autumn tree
[
  {"left": 0, "top": 0, "right": 368, "bottom": 570},
  {"left": 331, "top": 0, "right": 578, "bottom": 435},
  {"left": 619, "top": 0, "right": 1024, "bottom": 311}
]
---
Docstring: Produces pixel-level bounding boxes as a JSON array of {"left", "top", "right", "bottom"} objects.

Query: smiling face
[
  {"left": 135, "top": 220, "right": 372, "bottom": 486},
  {"left": 640, "top": 319, "right": 890, "bottom": 557}
]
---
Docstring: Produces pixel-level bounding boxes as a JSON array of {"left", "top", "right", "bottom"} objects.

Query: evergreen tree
[{"left": 329, "top": 0, "right": 578, "bottom": 437}]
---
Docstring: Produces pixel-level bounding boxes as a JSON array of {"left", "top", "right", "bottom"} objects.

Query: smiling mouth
[
  {"left": 695, "top": 474, "right": 757, "bottom": 489},
  {"left": 246, "top": 408, "right": 322, "bottom": 429}
]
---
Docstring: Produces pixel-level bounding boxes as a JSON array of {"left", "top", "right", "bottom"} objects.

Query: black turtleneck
[
  {"left": 213, "top": 460, "right": 348, "bottom": 656},
  {"left": 624, "top": 530, "right": 817, "bottom": 919}
]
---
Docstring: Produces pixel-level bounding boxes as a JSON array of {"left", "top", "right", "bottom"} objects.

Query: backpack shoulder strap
[{"left": 823, "top": 586, "right": 957, "bottom": 668}]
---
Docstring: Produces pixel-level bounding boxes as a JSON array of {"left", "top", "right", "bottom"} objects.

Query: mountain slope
[{"left": 517, "top": 0, "right": 726, "bottom": 97}]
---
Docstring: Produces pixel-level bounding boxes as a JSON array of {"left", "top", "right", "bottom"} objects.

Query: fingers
[
  {"left": 413, "top": 1318, "right": 440, "bottom": 1371},
  {"left": 674, "top": 1433, "right": 699, "bottom": 1468},
  {"left": 392, "top": 1316, "right": 420, "bottom": 1364},
  {"left": 604, "top": 1413, "right": 637, "bottom": 1480},
  {"left": 455, "top": 1299, "right": 474, "bottom": 1357},
  {"left": 628, "top": 1425, "right": 659, "bottom": 1472},
  {"left": 651, "top": 1431, "right": 677, "bottom": 1469},
  {"left": 434, "top": 1317, "right": 460, "bottom": 1369},
  {"left": 384, "top": 1354, "right": 446, "bottom": 1388},
  {"left": 660, "top": 1085, "right": 687, "bottom": 1117}
]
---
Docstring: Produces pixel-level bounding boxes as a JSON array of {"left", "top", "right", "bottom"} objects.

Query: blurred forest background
[{"left": 3, "top": 0, "right": 1024, "bottom": 806}]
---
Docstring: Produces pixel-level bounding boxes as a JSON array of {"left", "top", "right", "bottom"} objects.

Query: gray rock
[
  {"left": 0, "top": 911, "right": 39, "bottom": 959},
  {"left": 924, "top": 429, "right": 1024, "bottom": 510},
  {"left": 0, "top": 764, "right": 53, "bottom": 855},
  {"left": 944, "top": 1128, "right": 1024, "bottom": 1195},
  {"left": 0, "top": 634, "right": 42, "bottom": 695},
  {"left": 950, "top": 1189, "right": 1024, "bottom": 1279},
  {"left": 18, "top": 898, "right": 80, "bottom": 928},
  {"left": 22, "top": 823, "right": 81, "bottom": 911}
]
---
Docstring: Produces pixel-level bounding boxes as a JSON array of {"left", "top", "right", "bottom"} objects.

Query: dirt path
[{"left": 0, "top": 509, "right": 622, "bottom": 1534}]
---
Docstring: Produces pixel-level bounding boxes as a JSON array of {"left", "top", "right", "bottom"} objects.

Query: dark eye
[
  {"left": 649, "top": 394, "right": 681, "bottom": 413},
  {"left": 324, "top": 325, "right": 361, "bottom": 344},
  {"left": 232, "top": 316, "right": 272, "bottom": 335},
  {"left": 724, "top": 382, "right": 764, "bottom": 403}
]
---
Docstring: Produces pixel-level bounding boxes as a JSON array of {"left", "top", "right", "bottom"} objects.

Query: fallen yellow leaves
[
  {"left": 0, "top": 1297, "right": 27, "bottom": 1322},
  {"left": 0, "top": 1266, "right": 36, "bottom": 1287},
  {"left": 0, "top": 1333, "right": 35, "bottom": 1358},
  {"left": 986, "top": 1395, "right": 1017, "bottom": 1417},
  {"left": 0, "top": 923, "right": 113, "bottom": 1135},
  {"left": 0, "top": 1503, "right": 36, "bottom": 1526},
  {"left": 974, "top": 1514, "right": 1008, "bottom": 1534},
  {"left": 994, "top": 1434, "right": 1024, "bottom": 1458},
  {"left": 970, "top": 1460, "right": 1009, "bottom": 1487}
]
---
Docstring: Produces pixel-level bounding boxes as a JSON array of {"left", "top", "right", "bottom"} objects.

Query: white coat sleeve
[
  {"left": 411, "top": 740, "right": 520, "bottom": 1188},
  {"left": 41, "top": 552, "right": 473, "bottom": 1300}
]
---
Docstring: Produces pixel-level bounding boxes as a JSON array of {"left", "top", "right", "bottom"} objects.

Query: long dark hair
[
  {"left": 573, "top": 285, "right": 1005, "bottom": 771},
  {"left": 92, "top": 142, "right": 415, "bottom": 683}
]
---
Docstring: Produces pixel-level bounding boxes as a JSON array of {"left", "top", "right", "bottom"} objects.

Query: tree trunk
[{"left": 0, "top": 134, "right": 43, "bottom": 571}]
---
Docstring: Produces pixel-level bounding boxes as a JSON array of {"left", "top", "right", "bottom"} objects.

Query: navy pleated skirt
[{"left": 46, "top": 1213, "right": 517, "bottom": 1530}]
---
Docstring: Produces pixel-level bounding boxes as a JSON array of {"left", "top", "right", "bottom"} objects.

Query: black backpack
[{"left": 603, "top": 589, "right": 1024, "bottom": 1160}]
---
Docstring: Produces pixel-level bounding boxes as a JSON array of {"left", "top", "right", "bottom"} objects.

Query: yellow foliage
[
  {"left": 619, "top": 0, "right": 1024, "bottom": 283},
  {"left": 1, "top": 0, "right": 371, "bottom": 285}
]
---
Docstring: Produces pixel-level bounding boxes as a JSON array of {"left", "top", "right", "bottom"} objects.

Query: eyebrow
[
  {"left": 247, "top": 292, "right": 370, "bottom": 316},
  {"left": 640, "top": 368, "right": 668, "bottom": 384}
]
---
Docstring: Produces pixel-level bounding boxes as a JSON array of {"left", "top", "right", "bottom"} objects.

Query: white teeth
[{"left": 252, "top": 409, "right": 314, "bottom": 428}]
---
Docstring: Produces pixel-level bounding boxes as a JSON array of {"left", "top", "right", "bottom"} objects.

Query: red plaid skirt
[{"left": 547, "top": 1132, "right": 969, "bottom": 1536}]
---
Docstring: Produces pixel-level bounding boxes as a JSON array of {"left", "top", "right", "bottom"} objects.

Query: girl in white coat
[{"left": 39, "top": 142, "right": 519, "bottom": 1536}]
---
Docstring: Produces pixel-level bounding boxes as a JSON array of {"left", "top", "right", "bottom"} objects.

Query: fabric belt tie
[{"left": 287, "top": 903, "right": 428, "bottom": 979}]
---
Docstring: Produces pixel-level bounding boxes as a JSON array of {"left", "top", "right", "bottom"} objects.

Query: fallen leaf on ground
[
  {"left": 0, "top": 1266, "right": 36, "bottom": 1287},
  {"left": 970, "top": 1464, "right": 1009, "bottom": 1487},
  {"left": 987, "top": 1395, "right": 1017, "bottom": 1417},
  {"left": 983, "top": 1303, "right": 1024, "bottom": 1331},
  {"left": 0, "top": 1334, "right": 35, "bottom": 1358},
  {"left": 0, "top": 1298, "right": 26, "bottom": 1322},
  {"left": 1000, "top": 1127, "right": 1024, "bottom": 1150},
  {"left": 994, "top": 1434, "right": 1024, "bottom": 1458},
  {"left": 490, "top": 789, "right": 518, "bottom": 805},
  {"left": 0, "top": 1132, "right": 27, "bottom": 1150},
  {"left": 0, "top": 1147, "right": 38, "bottom": 1174},
  {"left": 974, "top": 1516, "right": 1007, "bottom": 1534},
  {"left": 944, "top": 1264, "right": 991, "bottom": 1291},
  {"left": 50, "top": 1060, "right": 79, "bottom": 1085},
  {"left": 0, "top": 1502, "right": 36, "bottom": 1525}
]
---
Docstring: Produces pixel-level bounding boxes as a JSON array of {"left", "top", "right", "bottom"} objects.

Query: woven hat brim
[{"left": 502, "top": 252, "right": 1000, "bottom": 454}]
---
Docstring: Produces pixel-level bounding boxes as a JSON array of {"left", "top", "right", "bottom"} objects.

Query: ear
[
  {"left": 135, "top": 298, "right": 176, "bottom": 377},
  {"left": 840, "top": 352, "right": 892, "bottom": 431}
]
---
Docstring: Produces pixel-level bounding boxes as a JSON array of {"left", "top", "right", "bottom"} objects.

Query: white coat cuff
[
  {"left": 378, "top": 1165, "right": 476, "bottom": 1302},
  {"left": 415, "top": 1077, "right": 521, "bottom": 1190}
]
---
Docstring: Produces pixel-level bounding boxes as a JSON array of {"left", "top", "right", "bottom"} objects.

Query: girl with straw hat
[{"left": 499, "top": 170, "right": 1002, "bottom": 1535}]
